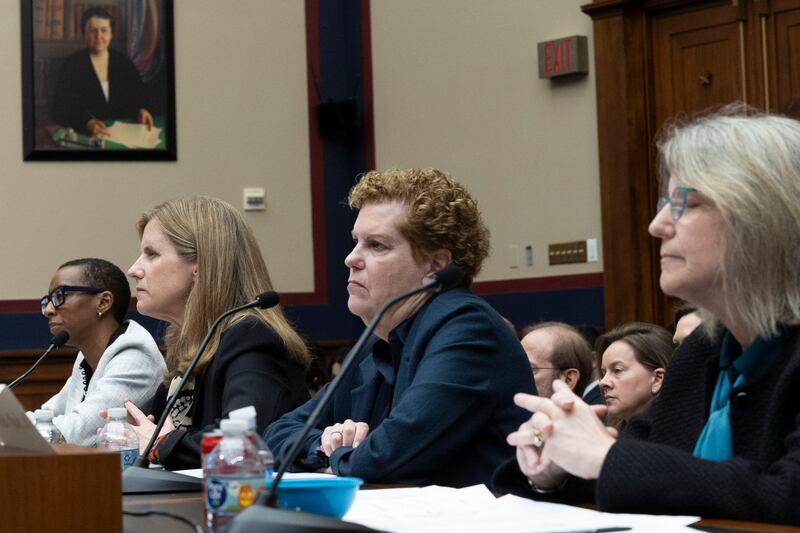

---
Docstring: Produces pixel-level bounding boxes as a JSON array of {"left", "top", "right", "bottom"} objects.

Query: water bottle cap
[
  {"left": 220, "top": 418, "right": 248, "bottom": 435},
  {"left": 35, "top": 409, "right": 54, "bottom": 421},
  {"left": 228, "top": 405, "right": 257, "bottom": 429},
  {"left": 228, "top": 405, "right": 256, "bottom": 419},
  {"left": 107, "top": 407, "right": 127, "bottom": 419}
]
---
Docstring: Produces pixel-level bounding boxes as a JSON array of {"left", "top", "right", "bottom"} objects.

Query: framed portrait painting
[{"left": 21, "top": 0, "right": 176, "bottom": 161}]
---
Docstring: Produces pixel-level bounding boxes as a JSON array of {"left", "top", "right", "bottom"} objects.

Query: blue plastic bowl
[{"left": 267, "top": 476, "right": 363, "bottom": 518}]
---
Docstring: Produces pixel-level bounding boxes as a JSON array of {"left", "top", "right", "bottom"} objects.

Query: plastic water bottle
[
  {"left": 205, "top": 418, "right": 265, "bottom": 532},
  {"left": 34, "top": 409, "right": 65, "bottom": 444},
  {"left": 228, "top": 405, "right": 275, "bottom": 478},
  {"left": 97, "top": 407, "right": 139, "bottom": 470}
]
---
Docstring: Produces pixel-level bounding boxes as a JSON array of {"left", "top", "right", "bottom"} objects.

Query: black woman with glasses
[
  {"left": 495, "top": 105, "right": 800, "bottom": 525},
  {"left": 31, "top": 258, "right": 164, "bottom": 446}
]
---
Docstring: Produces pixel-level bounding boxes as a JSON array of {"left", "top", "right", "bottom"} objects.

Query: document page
[
  {"left": 343, "top": 484, "right": 700, "bottom": 533},
  {"left": 0, "top": 385, "right": 54, "bottom": 455},
  {"left": 106, "top": 121, "right": 162, "bottom": 149}
]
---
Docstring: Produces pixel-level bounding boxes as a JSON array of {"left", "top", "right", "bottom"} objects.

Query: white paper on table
[
  {"left": 0, "top": 385, "right": 55, "bottom": 455},
  {"left": 343, "top": 484, "right": 700, "bottom": 533},
  {"left": 106, "top": 121, "right": 162, "bottom": 148},
  {"left": 175, "top": 468, "right": 337, "bottom": 481}
]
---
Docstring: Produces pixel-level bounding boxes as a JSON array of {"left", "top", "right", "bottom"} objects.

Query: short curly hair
[{"left": 348, "top": 168, "right": 490, "bottom": 284}]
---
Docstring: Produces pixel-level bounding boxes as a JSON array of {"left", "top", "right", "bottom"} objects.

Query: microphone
[
  {"left": 229, "top": 265, "right": 465, "bottom": 533},
  {"left": 8, "top": 331, "right": 70, "bottom": 390},
  {"left": 429, "top": 263, "right": 466, "bottom": 292},
  {"left": 122, "top": 291, "right": 280, "bottom": 494}
]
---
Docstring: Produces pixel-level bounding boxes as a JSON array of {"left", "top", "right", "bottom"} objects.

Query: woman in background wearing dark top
[
  {"left": 594, "top": 323, "right": 672, "bottom": 429},
  {"left": 125, "top": 196, "right": 311, "bottom": 470},
  {"left": 51, "top": 8, "right": 153, "bottom": 137},
  {"left": 495, "top": 106, "right": 800, "bottom": 525}
]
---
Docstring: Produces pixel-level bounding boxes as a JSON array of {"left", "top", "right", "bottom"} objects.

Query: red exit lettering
[{"left": 545, "top": 39, "right": 573, "bottom": 75}]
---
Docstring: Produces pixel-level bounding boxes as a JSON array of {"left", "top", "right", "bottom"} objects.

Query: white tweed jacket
[{"left": 37, "top": 319, "right": 165, "bottom": 446}]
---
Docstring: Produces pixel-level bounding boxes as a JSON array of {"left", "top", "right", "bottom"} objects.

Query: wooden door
[
  {"left": 583, "top": 0, "right": 800, "bottom": 330},
  {"left": 649, "top": 2, "right": 747, "bottom": 325},
  {"left": 768, "top": 0, "right": 800, "bottom": 117}
]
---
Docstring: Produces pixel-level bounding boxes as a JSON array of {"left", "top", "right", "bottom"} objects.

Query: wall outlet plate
[
  {"left": 243, "top": 187, "right": 266, "bottom": 211},
  {"left": 586, "top": 238, "right": 598, "bottom": 262}
]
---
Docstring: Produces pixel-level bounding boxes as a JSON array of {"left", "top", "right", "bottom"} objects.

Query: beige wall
[
  {"left": 3, "top": 0, "right": 603, "bottom": 302},
  {"left": 1, "top": 0, "right": 314, "bottom": 299},
  {"left": 371, "top": 0, "right": 602, "bottom": 282}
]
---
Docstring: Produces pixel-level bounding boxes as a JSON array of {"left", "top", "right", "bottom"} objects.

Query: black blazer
[
  {"left": 155, "top": 317, "right": 309, "bottom": 470},
  {"left": 493, "top": 326, "right": 800, "bottom": 525},
  {"left": 50, "top": 48, "right": 150, "bottom": 131}
]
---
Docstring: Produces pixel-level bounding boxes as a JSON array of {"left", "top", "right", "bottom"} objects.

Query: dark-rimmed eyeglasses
[
  {"left": 656, "top": 186, "right": 698, "bottom": 221},
  {"left": 40, "top": 285, "right": 103, "bottom": 315}
]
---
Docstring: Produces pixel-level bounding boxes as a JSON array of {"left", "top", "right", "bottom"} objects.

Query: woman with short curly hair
[{"left": 267, "top": 168, "right": 533, "bottom": 487}]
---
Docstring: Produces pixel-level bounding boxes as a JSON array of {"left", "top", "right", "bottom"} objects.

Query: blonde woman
[{"left": 125, "top": 196, "right": 310, "bottom": 470}]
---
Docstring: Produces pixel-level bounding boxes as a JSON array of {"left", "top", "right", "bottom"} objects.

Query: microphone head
[
  {"left": 50, "top": 330, "right": 70, "bottom": 347},
  {"left": 254, "top": 291, "right": 280, "bottom": 309},
  {"left": 432, "top": 264, "right": 465, "bottom": 291}
]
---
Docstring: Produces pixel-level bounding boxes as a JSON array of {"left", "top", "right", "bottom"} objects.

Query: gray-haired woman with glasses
[
  {"left": 495, "top": 105, "right": 800, "bottom": 525},
  {"left": 31, "top": 258, "right": 164, "bottom": 446}
]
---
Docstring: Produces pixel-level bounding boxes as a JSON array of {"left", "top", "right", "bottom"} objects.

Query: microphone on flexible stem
[
  {"left": 8, "top": 331, "right": 70, "bottom": 390},
  {"left": 230, "top": 264, "right": 465, "bottom": 533},
  {"left": 122, "top": 291, "right": 280, "bottom": 494}
]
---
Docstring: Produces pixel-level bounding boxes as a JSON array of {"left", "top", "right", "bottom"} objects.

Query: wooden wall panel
[
  {"left": 0, "top": 350, "right": 75, "bottom": 410},
  {"left": 581, "top": 3, "right": 658, "bottom": 329},
  {"left": 772, "top": 3, "right": 800, "bottom": 116},
  {"left": 583, "top": 0, "right": 800, "bottom": 328}
]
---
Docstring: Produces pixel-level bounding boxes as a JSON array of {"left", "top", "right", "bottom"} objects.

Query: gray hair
[{"left": 657, "top": 104, "right": 800, "bottom": 337}]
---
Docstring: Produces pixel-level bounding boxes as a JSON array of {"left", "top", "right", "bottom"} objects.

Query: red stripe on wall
[
  {"left": 0, "top": 274, "right": 602, "bottom": 313},
  {"left": 473, "top": 273, "right": 604, "bottom": 295},
  {"left": 0, "top": 300, "right": 40, "bottom": 314},
  {"left": 360, "top": 0, "right": 376, "bottom": 172},
  {"left": 304, "top": 0, "right": 328, "bottom": 305}
]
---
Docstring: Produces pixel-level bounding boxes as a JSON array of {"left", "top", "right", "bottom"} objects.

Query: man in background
[{"left": 520, "top": 322, "right": 593, "bottom": 399}]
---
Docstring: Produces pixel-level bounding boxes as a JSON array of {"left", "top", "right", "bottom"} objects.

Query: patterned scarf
[{"left": 166, "top": 375, "right": 195, "bottom": 430}]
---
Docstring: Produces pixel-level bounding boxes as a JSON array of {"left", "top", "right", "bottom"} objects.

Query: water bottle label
[
  {"left": 120, "top": 448, "right": 138, "bottom": 470},
  {"left": 206, "top": 475, "right": 264, "bottom": 513}
]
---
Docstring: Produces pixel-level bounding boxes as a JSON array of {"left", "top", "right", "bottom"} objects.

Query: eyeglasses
[
  {"left": 656, "top": 186, "right": 698, "bottom": 221},
  {"left": 529, "top": 364, "right": 560, "bottom": 376},
  {"left": 40, "top": 285, "right": 103, "bottom": 315}
]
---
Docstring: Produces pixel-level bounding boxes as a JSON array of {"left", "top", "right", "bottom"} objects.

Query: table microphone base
[
  {"left": 122, "top": 465, "right": 202, "bottom": 494},
  {"left": 229, "top": 504, "right": 380, "bottom": 533}
]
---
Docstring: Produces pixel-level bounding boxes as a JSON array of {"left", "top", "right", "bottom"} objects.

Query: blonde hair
[
  {"left": 657, "top": 104, "right": 800, "bottom": 338},
  {"left": 348, "top": 168, "right": 490, "bottom": 284},
  {"left": 137, "top": 196, "right": 310, "bottom": 380}
]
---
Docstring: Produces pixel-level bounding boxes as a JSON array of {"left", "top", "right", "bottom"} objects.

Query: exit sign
[{"left": 537, "top": 35, "right": 589, "bottom": 79}]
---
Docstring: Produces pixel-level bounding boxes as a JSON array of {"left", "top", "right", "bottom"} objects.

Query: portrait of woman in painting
[{"left": 25, "top": 0, "right": 175, "bottom": 158}]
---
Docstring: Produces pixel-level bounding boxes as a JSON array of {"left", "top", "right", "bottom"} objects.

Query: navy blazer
[
  {"left": 582, "top": 381, "right": 604, "bottom": 406},
  {"left": 265, "top": 288, "right": 535, "bottom": 487}
]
